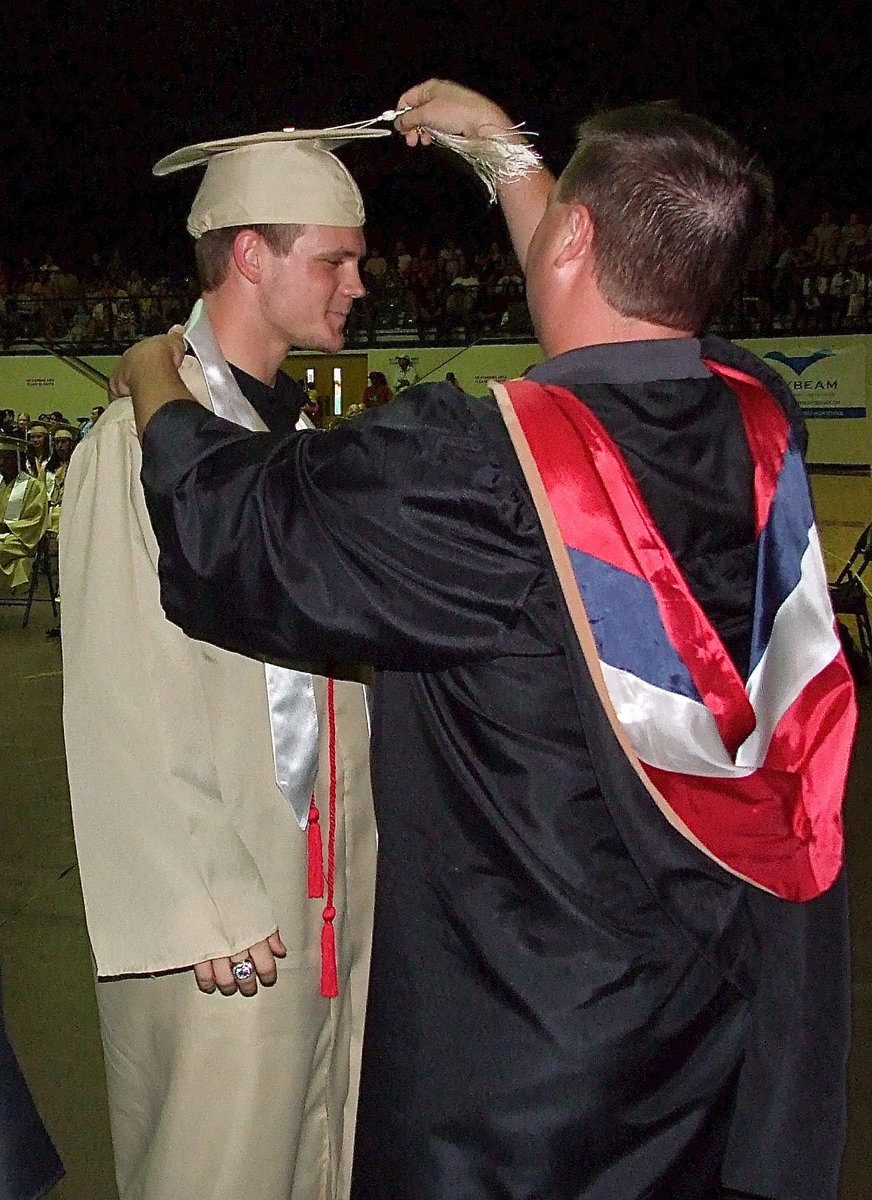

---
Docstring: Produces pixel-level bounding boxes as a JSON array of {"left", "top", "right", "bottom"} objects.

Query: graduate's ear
[
  {"left": 231, "top": 229, "right": 265, "bottom": 284},
  {"left": 554, "top": 205, "right": 594, "bottom": 270}
]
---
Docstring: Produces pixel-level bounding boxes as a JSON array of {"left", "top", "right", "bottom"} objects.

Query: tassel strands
[
  {"left": 321, "top": 107, "right": 544, "bottom": 205},
  {"left": 418, "top": 126, "right": 544, "bottom": 204}
]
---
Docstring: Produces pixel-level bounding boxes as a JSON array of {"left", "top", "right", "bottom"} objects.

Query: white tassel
[
  {"left": 417, "top": 126, "right": 543, "bottom": 203},
  {"left": 325, "top": 109, "right": 544, "bottom": 204}
]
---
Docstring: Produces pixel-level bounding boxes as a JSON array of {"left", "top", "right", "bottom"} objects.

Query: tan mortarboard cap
[
  {"left": 153, "top": 127, "right": 390, "bottom": 238},
  {"left": 0, "top": 434, "right": 23, "bottom": 452}
]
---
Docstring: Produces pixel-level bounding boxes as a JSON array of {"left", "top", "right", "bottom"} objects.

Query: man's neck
[
  {"left": 203, "top": 290, "right": 288, "bottom": 387},
  {"left": 547, "top": 314, "right": 694, "bottom": 358}
]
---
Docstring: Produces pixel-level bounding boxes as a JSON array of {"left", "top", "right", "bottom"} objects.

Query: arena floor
[{"left": 0, "top": 471, "right": 869, "bottom": 1200}]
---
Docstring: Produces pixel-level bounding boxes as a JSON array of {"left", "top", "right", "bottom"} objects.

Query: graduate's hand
[
  {"left": 394, "top": 79, "right": 516, "bottom": 147},
  {"left": 193, "top": 930, "right": 288, "bottom": 998},
  {"left": 110, "top": 328, "right": 193, "bottom": 439}
]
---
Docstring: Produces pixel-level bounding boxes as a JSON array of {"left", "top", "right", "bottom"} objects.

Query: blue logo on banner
[{"left": 763, "top": 349, "right": 836, "bottom": 376}]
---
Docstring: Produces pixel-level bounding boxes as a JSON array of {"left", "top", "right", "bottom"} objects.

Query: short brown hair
[
  {"left": 194, "top": 223, "right": 304, "bottom": 292},
  {"left": 555, "top": 104, "right": 772, "bottom": 332}
]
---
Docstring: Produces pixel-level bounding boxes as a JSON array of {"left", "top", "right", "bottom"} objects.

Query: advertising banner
[
  {"left": 739, "top": 336, "right": 866, "bottom": 420},
  {"left": 739, "top": 335, "right": 870, "bottom": 467},
  {"left": 0, "top": 336, "right": 868, "bottom": 466}
]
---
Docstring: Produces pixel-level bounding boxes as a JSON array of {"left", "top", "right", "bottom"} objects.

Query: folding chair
[{"left": 829, "top": 521, "right": 872, "bottom": 667}]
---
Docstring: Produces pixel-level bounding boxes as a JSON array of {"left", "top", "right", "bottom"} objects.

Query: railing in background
[{"left": 2, "top": 266, "right": 871, "bottom": 353}]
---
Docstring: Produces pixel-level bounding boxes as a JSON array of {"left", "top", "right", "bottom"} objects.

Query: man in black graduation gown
[
  {"left": 0, "top": 965, "right": 63, "bottom": 1199},
  {"left": 116, "top": 83, "right": 851, "bottom": 1200}
]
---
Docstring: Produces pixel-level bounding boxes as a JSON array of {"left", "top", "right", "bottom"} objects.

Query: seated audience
[
  {"left": 79, "top": 405, "right": 105, "bottom": 436},
  {"left": 839, "top": 214, "right": 868, "bottom": 264},
  {"left": 363, "top": 249, "right": 388, "bottom": 290},
  {"left": 810, "top": 208, "right": 840, "bottom": 266},
  {"left": 1, "top": 217, "right": 870, "bottom": 354},
  {"left": 393, "top": 356, "right": 418, "bottom": 391},
  {"left": 362, "top": 371, "right": 393, "bottom": 408}
]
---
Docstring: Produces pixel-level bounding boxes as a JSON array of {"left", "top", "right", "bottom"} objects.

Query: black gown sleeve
[
  {"left": 140, "top": 384, "right": 544, "bottom": 670},
  {"left": 0, "top": 968, "right": 64, "bottom": 1198}
]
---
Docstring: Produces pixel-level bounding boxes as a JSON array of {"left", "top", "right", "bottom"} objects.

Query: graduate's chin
[{"left": 318, "top": 317, "right": 347, "bottom": 353}]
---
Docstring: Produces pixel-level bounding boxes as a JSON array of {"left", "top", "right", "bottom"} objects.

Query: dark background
[{"left": 1, "top": 0, "right": 869, "bottom": 273}]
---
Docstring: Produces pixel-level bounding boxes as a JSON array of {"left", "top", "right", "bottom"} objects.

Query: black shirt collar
[
  {"left": 525, "top": 338, "right": 711, "bottom": 388},
  {"left": 228, "top": 363, "right": 304, "bottom": 436}
]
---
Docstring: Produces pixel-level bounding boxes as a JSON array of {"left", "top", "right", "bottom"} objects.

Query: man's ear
[
  {"left": 555, "top": 205, "right": 594, "bottom": 270},
  {"left": 232, "top": 229, "right": 264, "bottom": 284}
]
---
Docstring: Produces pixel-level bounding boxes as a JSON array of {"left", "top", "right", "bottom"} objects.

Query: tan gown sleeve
[{"left": 60, "top": 399, "right": 281, "bottom": 976}]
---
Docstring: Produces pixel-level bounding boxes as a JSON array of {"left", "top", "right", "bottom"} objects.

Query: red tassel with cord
[
  {"left": 307, "top": 795, "right": 324, "bottom": 898},
  {"left": 319, "top": 679, "right": 339, "bottom": 998}
]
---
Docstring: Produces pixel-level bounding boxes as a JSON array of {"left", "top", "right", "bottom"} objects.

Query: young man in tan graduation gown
[{"left": 59, "top": 128, "right": 381, "bottom": 1200}]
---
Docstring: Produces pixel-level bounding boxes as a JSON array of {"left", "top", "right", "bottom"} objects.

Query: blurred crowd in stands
[
  {"left": 0, "top": 252, "right": 197, "bottom": 350},
  {"left": 2, "top": 210, "right": 872, "bottom": 353},
  {"left": 713, "top": 209, "right": 872, "bottom": 337}
]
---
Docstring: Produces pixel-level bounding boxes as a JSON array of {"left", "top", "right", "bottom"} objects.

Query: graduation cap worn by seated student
[
  {"left": 0, "top": 435, "right": 26, "bottom": 494},
  {"left": 0, "top": 433, "right": 24, "bottom": 459}
]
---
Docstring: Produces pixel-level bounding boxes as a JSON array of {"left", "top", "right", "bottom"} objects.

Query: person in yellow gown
[{"left": 0, "top": 435, "right": 47, "bottom": 590}]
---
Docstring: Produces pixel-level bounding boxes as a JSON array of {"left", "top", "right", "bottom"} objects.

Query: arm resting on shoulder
[{"left": 139, "top": 389, "right": 543, "bottom": 671}]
